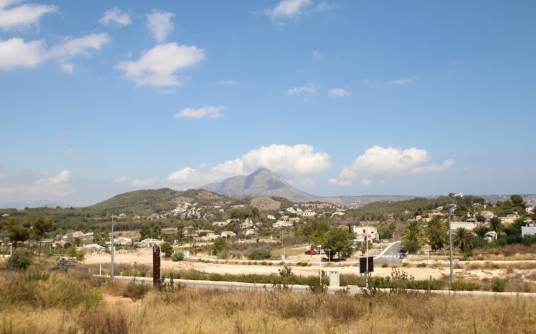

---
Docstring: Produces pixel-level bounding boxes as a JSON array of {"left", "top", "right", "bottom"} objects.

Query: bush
[
  {"left": 6, "top": 249, "right": 32, "bottom": 270},
  {"left": 123, "top": 281, "right": 150, "bottom": 300},
  {"left": 171, "top": 252, "right": 184, "bottom": 262},
  {"left": 451, "top": 280, "right": 480, "bottom": 291},
  {"left": 247, "top": 249, "right": 271, "bottom": 260},
  {"left": 491, "top": 278, "right": 508, "bottom": 292},
  {"left": 161, "top": 242, "right": 173, "bottom": 258}
]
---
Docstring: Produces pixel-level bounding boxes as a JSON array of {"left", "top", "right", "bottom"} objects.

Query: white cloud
[
  {"left": 264, "top": 0, "right": 312, "bottom": 19},
  {"left": 167, "top": 167, "right": 201, "bottom": 185},
  {"left": 117, "top": 43, "right": 205, "bottom": 88},
  {"left": 328, "top": 177, "right": 351, "bottom": 187},
  {"left": 147, "top": 9, "right": 174, "bottom": 43},
  {"left": 331, "top": 146, "right": 454, "bottom": 186},
  {"left": 391, "top": 77, "right": 416, "bottom": 85},
  {"left": 0, "top": 33, "right": 110, "bottom": 71},
  {"left": 131, "top": 178, "right": 158, "bottom": 187},
  {"left": 412, "top": 159, "right": 455, "bottom": 174},
  {"left": 311, "top": 50, "right": 322, "bottom": 61},
  {"left": 50, "top": 33, "right": 110, "bottom": 59},
  {"left": 0, "top": 0, "right": 56, "bottom": 30},
  {"left": 0, "top": 169, "right": 74, "bottom": 201},
  {"left": 114, "top": 176, "right": 158, "bottom": 187},
  {"left": 175, "top": 106, "right": 223, "bottom": 120},
  {"left": 0, "top": 37, "right": 46, "bottom": 69},
  {"left": 328, "top": 88, "right": 350, "bottom": 97},
  {"left": 241, "top": 144, "right": 330, "bottom": 175},
  {"left": 59, "top": 62, "right": 74, "bottom": 74},
  {"left": 287, "top": 83, "right": 316, "bottom": 96},
  {"left": 100, "top": 8, "right": 131, "bottom": 27},
  {"left": 63, "top": 148, "right": 73, "bottom": 156},
  {"left": 167, "top": 144, "right": 331, "bottom": 188}
]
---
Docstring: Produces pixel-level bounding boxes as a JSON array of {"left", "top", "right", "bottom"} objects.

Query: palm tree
[{"left": 454, "top": 228, "right": 474, "bottom": 252}]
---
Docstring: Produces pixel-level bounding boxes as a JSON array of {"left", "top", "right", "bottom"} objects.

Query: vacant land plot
[{"left": 1, "top": 268, "right": 536, "bottom": 334}]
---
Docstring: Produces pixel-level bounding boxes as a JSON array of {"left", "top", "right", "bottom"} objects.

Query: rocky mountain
[{"left": 202, "top": 168, "right": 317, "bottom": 202}]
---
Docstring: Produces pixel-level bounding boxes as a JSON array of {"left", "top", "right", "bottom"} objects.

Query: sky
[{"left": 0, "top": 0, "right": 535, "bottom": 207}]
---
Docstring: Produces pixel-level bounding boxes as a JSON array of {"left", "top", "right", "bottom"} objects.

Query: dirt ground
[{"left": 85, "top": 248, "right": 457, "bottom": 280}]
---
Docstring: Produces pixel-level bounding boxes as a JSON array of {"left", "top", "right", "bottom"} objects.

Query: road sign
[{"left": 359, "top": 256, "right": 374, "bottom": 274}]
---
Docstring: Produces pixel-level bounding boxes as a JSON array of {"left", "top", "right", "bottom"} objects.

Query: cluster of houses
[{"left": 414, "top": 204, "right": 536, "bottom": 240}]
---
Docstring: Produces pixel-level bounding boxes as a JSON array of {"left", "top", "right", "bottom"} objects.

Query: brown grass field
[{"left": 1, "top": 267, "right": 536, "bottom": 334}]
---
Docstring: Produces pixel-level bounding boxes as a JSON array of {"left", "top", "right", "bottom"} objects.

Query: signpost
[
  {"left": 360, "top": 228, "right": 374, "bottom": 289},
  {"left": 359, "top": 256, "right": 374, "bottom": 274}
]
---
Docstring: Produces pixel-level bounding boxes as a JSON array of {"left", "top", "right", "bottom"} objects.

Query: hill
[
  {"left": 202, "top": 168, "right": 317, "bottom": 202},
  {"left": 87, "top": 188, "right": 232, "bottom": 216}
]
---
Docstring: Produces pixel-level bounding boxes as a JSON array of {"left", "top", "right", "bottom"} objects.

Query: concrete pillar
[{"left": 329, "top": 270, "right": 340, "bottom": 288}]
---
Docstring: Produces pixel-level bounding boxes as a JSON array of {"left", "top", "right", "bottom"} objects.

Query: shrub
[
  {"left": 123, "top": 281, "right": 150, "bottom": 300},
  {"left": 171, "top": 252, "right": 184, "bottom": 262},
  {"left": 247, "top": 249, "right": 271, "bottom": 260},
  {"left": 491, "top": 278, "right": 508, "bottom": 292},
  {"left": 416, "top": 263, "right": 427, "bottom": 268},
  {"left": 161, "top": 242, "right": 173, "bottom": 258},
  {"left": 451, "top": 280, "right": 480, "bottom": 291},
  {"left": 6, "top": 249, "right": 32, "bottom": 270}
]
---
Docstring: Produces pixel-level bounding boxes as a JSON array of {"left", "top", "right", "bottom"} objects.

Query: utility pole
[
  {"left": 448, "top": 207, "right": 455, "bottom": 288},
  {"left": 319, "top": 246, "right": 322, "bottom": 285},
  {"left": 365, "top": 228, "right": 369, "bottom": 289},
  {"left": 111, "top": 215, "right": 115, "bottom": 280},
  {"left": 281, "top": 229, "right": 286, "bottom": 261}
]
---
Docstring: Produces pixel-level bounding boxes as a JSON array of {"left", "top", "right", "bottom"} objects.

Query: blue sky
[{"left": 0, "top": 0, "right": 535, "bottom": 206}]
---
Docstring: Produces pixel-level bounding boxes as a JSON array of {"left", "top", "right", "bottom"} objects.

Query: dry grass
[{"left": 1, "top": 272, "right": 536, "bottom": 334}]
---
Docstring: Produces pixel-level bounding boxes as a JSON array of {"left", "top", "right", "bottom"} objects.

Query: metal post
[
  {"left": 111, "top": 216, "right": 115, "bottom": 280},
  {"left": 448, "top": 212, "right": 454, "bottom": 288}
]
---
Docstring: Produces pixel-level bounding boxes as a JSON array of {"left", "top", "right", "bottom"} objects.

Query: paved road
[{"left": 377, "top": 241, "right": 401, "bottom": 258}]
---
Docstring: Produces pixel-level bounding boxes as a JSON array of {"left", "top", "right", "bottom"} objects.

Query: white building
[
  {"left": 302, "top": 210, "right": 317, "bottom": 218},
  {"left": 449, "top": 222, "right": 477, "bottom": 231},
  {"left": 221, "top": 231, "right": 236, "bottom": 238},
  {"left": 522, "top": 225, "right": 536, "bottom": 238},
  {"left": 240, "top": 218, "right": 254, "bottom": 229},
  {"left": 244, "top": 229, "right": 257, "bottom": 237},
  {"left": 273, "top": 220, "right": 293, "bottom": 228},
  {"left": 113, "top": 237, "right": 132, "bottom": 246},
  {"left": 353, "top": 226, "right": 378, "bottom": 242},
  {"left": 212, "top": 221, "right": 229, "bottom": 227},
  {"left": 82, "top": 244, "right": 105, "bottom": 253},
  {"left": 137, "top": 238, "right": 162, "bottom": 248}
]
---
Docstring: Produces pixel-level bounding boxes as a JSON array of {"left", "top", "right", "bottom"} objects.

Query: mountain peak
[{"left": 201, "top": 169, "right": 315, "bottom": 202}]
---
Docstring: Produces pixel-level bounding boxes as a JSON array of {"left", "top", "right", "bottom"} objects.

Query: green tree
[
  {"left": 426, "top": 216, "right": 447, "bottom": 251},
  {"left": 160, "top": 241, "right": 173, "bottom": 257},
  {"left": 212, "top": 238, "right": 228, "bottom": 256},
  {"left": 510, "top": 195, "right": 526, "bottom": 209},
  {"left": 320, "top": 226, "right": 354, "bottom": 260},
  {"left": 5, "top": 220, "right": 30, "bottom": 246},
  {"left": 488, "top": 217, "right": 503, "bottom": 234},
  {"left": 473, "top": 225, "right": 490, "bottom": 239},
  {"left": 7, "top": 248, "right": 32, "bottom": 270},
  {"left": 140, "top": 223, "right": 161, "bottom": 240},
  {"left": 32, "top": 216, "right": 53, "bottom": 241},
  {"left": 402, "top": 221, "right": 425, "bottom": 253},
  {"left": 454, "top": 228, "right": 474, "bottom": 252},
  {"left": 378, "top": 222, "right": 396, "bottom": 240}
]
